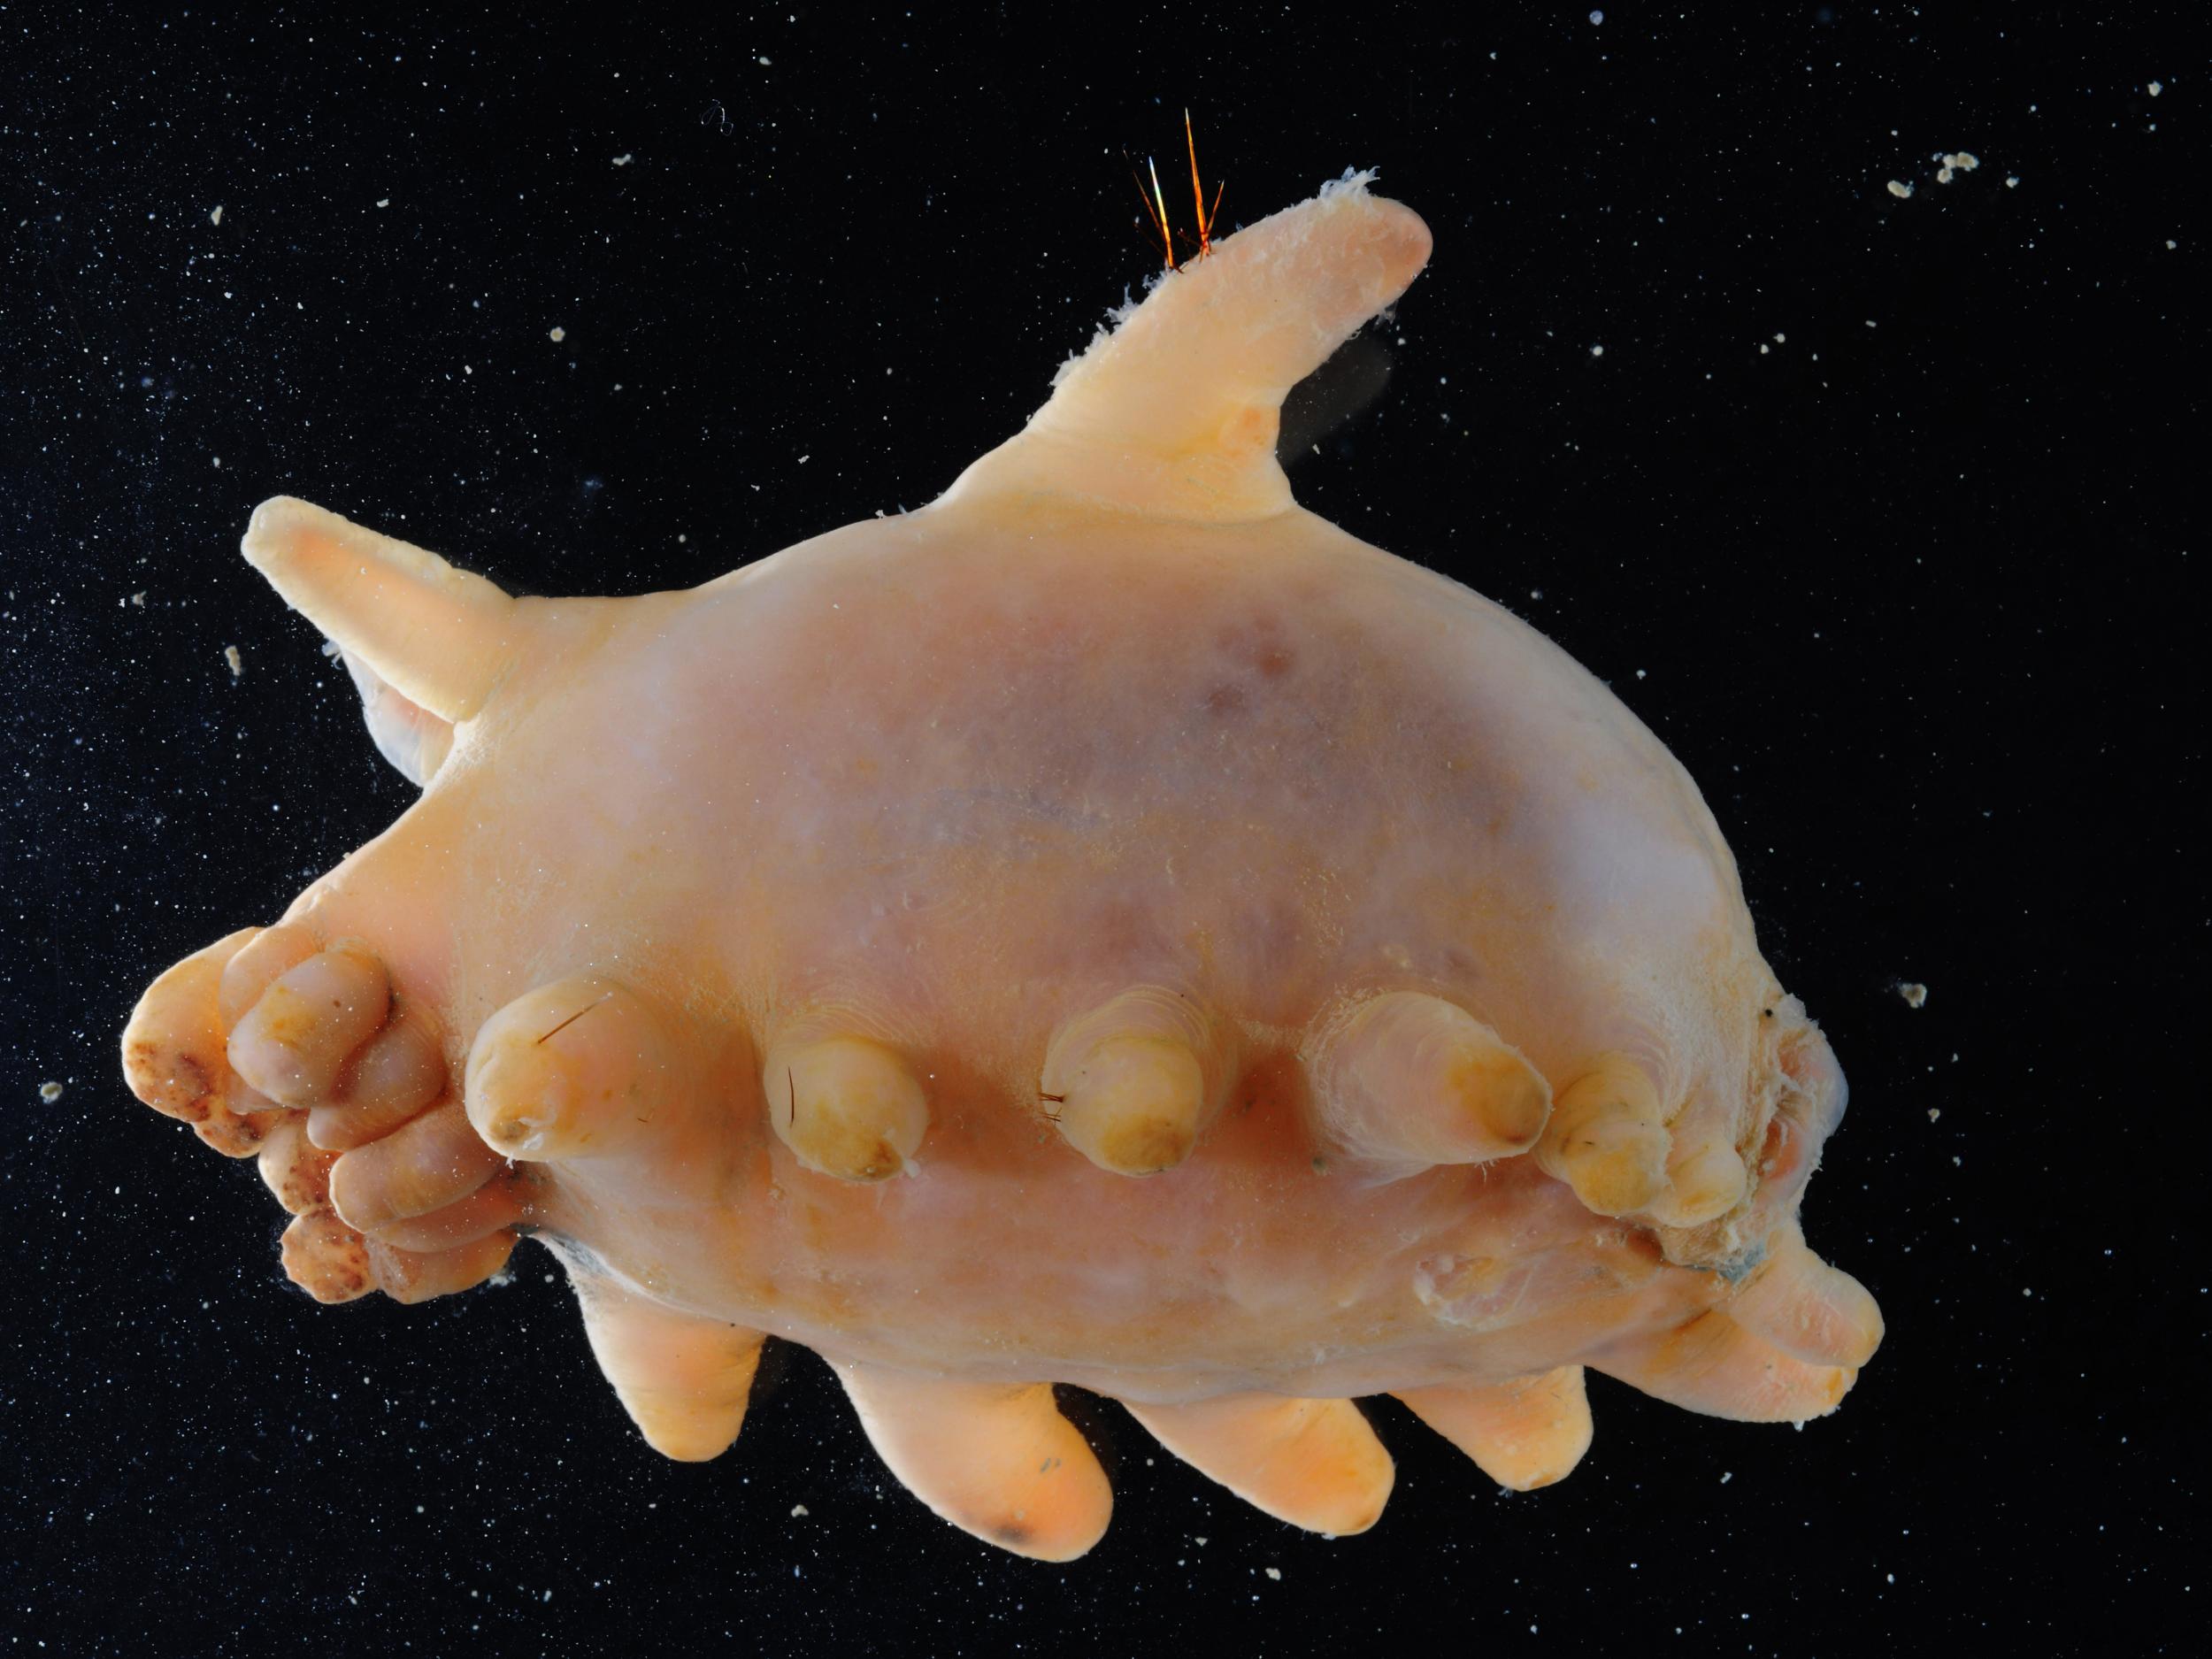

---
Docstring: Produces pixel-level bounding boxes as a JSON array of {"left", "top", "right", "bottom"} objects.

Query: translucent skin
[
  {"left": 288, "top": 496, "right": 1815, "bottom": 1389},
  {"left": 123, "top": 178, "right": 1879, "bottom": 1555}
]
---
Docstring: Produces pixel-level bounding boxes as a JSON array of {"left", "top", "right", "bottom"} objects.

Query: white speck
[
  {"left": 2006, "top": 175, "right": 2019, "bottom": 188},
  {"left": 1760, "top": 343, "right": 1770, "bottom": 355},
  {"left": 375, "top": 197, "right": 391, "bottom": 208},
  {"left": 1721, "top": 1471, "right": 1733, "bottom": 1483},
  {"left": 1774, "top": 333, "right": 1786, "bottom": 343},
  {"left": 790, "top": 1503, "right": 810, "bottom": 1517},
  {"left": 1865, "top": 319, "right": 1878, "bottom": 328},
  {"left": 1886, "top": 180, "right": 1915, "bottom": 199},
  {"left": 224, "top": 645, "right": 244, "bottom": 677},
  {"left": 1589, "top": 9, "right": 1604, "bottom": 21},
  {"left": 757, "top": 54, "right": 772, "bottom": 65},
  {"left": 1265, "top": 1567, "right": 1282, "bottom": 1581},
  {"left": 549, "top": 326, "right": 567, "bottom": 342},
  {"left": 797, "top": 454, "right": 810, "bottom": 464},
  {"left": 130, "top": 591, "right": 146, "bottom": 606},
  {"left": 2023, "top": 1286, "right": 2033, "bottom": 1297},
  {"left": 1590, "top": 343, "right": 1604, "bottom": 357},
  {"left": 211, "top": 456, "right": 221, "bottom": 468},
  {"left": 39, "top": 1081, "right": 63, "bottom": 1102},
  {"left": 2167, "top": 240, "right": 2178, "bottom": 250},
  {"left": 1635, "top": 668, "right": 1647, "bottom": 680},
  {"left": 209, "top": 204, "right": 223, "bottom": 227},
  {"left": 1900, "top": 982, "right": 1928, "bottom": 1009},
  {"left": 2148, "top": 81, "right": 2162, "bottom": 97},
  {"left": 612, "top": 153, "right": 634, "bottom": 166},
  {"left": 1928, "top": 1108, "right": 1941, "bottom": 1122}
]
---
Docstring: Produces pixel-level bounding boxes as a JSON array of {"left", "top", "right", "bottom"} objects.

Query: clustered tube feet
[
  {"left": 131, "top": 926, "right": 1876, "bottom": 1555},
  {"left": 122, "top": 923, "right": 518, "bottom": 1303}
]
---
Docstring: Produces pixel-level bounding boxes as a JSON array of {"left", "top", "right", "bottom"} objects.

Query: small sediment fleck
[
  {"left": 224, "top": 644, "right": 244, "bottom": 677},
  {"left": 39, "top": 1081, "right": 64, "bottom": 1102},
  {"left": 1899, "top": 981, "right": 1928, "bottom": 1009},
  {"left": 1886, "top": 180, "right": 1915, "bottom": 199},
  {"left": 549, "top": 326, "right": 567, "bottom": 342},
  {"left": 210, "top": 204, "right": 224, "bottom": 227}
]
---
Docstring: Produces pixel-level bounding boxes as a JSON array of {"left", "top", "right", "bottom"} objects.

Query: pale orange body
[{"left": 124, "top": 176, "right": 1881, "bottom": 1560}]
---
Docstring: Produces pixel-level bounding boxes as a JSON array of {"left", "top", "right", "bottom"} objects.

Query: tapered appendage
[
  {"left": 1593, "top": 1310, "right": 1857, "bottom": 1423},
  {"left": 1122, "top": 1394, "right": 1394, "bottom": 1536},
  {"left": 575, "top": 1279, "right": 766, "bottom": 1462},
  {"left": 241, "top": 495, "right": 525, "bottom": 725},
  {"left": 1394, "top": 1366, "right": 1594, "bottom": 1491},
  {"left": 1649, "top": 1125, "right": 1749, "bottom": 1227},
  {"left": 464, "top": 976, "right": 707, "bottom": 1164},
  {"left": 1304, "top": 991, "right": 1550, "bottom": 1168},
  {"left": 121, "top": 926, "right": 279, "bottom": 1155},
  {"left": 763, "top": 1035, "right": 927, "bottom": 1182},
  {"left": 944, "top": 178, "right": 1432, "bottom": 521},
  {"left": 1537, "top": 1055, "right": 1671, "bottom": 1216},
  {"left": 833, "top": 1362, "right": 1111, "bottom": 1562},
  {"left": 1040, "top": 987, "right": 1225, "bottom": 1175},
  {"left": 227, "top": 938, "right": 391, "bottom": 1108},
  {"left": 1730, "top": 1228, "right": 1885, "bottom": 1368}
]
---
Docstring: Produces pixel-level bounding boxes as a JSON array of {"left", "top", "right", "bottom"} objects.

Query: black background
[{"left": 3, "top": 4, "right": 2201, "bottom": 1655}]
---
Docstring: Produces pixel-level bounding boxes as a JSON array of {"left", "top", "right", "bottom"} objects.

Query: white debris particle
[
  {"left": 210, "top": 204, "right": 223, "bottom": 226},
  {"left": 549, "top": 326, "right": 567, "bottom": 342},
  {"left": 1886, "top": 180, "right": 1915, "bottom": 199},
  {"left": 1590, "top": 343, "right": 1604, "bottom": 357},
  {"left": 39, "top": 1081, "right": 63, "bottom": 1102},
  {"left": 2006, "top": 175, "right": 2020, "bottom": 188},
  {"left": 1264, "top": 1567, "right": 1282, "bottom": 1581},
  {"left": 224, "top": 644, "right": 244, "bottom": 678},
  {"left": 212, "top": 456, "right": 221, "bottom": 468},
  {"left": 375, "top": 197, "right": 391, "bottom": 208},
  {"left": 1928, "top": 1108, "right": 1942, "bottom": 1122},
  {"left": 130, "top": 590, "right": 146, "bottom": 606},
  {"left": 2168, "top": 240, "right": 2178, "bottom": 250},
  {"left": 1945, "top": 151, "right": 1979, "bottom": 173},
  {"left": 1900, "top": 982, "right": 1929, "bottom": 1009},
  {"left": 1774, "top": 333, "right": 1786, "bottom": 343},
  {"left": 1865, "top": 319, "right": 1878, "bottom": 328},
  {"left": 789, "top": 1503, "right": 810, "bottom": 1517},
  {"left": 612, "top": 153, "right": 634, "bottom": 165},
  {"left": 1760, "top": 343, "right": 1770, "bottom": 354},
  {"left": 797, "top": 454, "right": 810, "bottom": 464},
  {"left": 1721, "top": 1471, "right": 1733, "bottom": 1484},
  {"left": 2148, "top": 81, "right": 2162, "bottom": 97},
  {"left": 1589, "top": 9, "right": 1604, "bottom": 22},
  {"left": 1194, "top": 1536, "right": 1208, "bottom": 1546}
]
